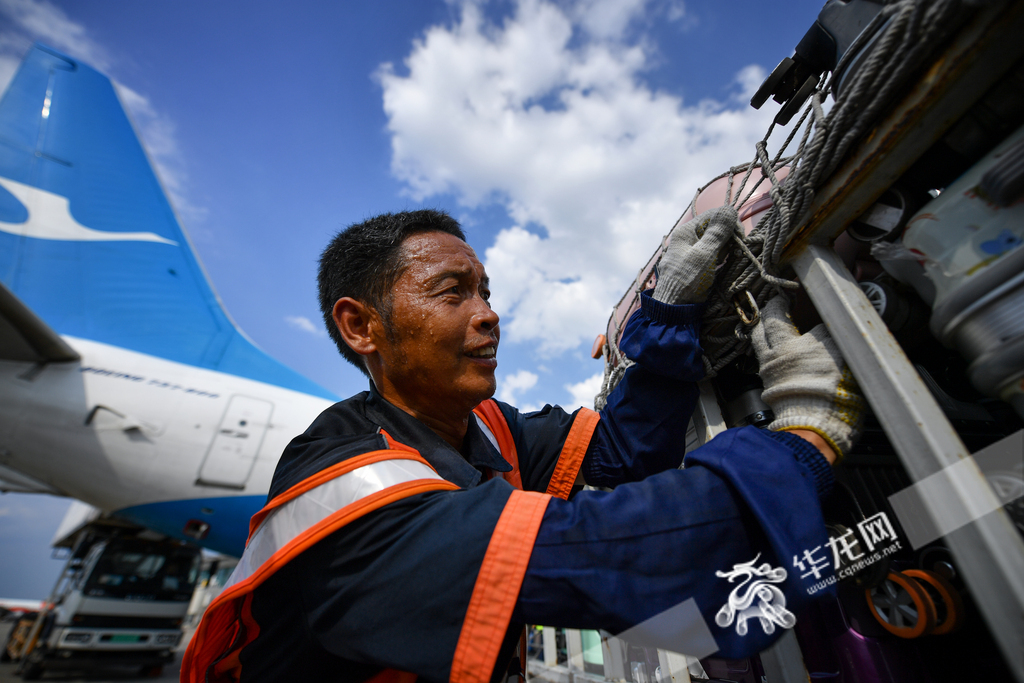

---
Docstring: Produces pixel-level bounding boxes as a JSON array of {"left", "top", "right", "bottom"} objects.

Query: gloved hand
[
  {"left": 751, "top": 295, "right": 865, "bottom": 460},
  {"left": 652, "top": 206, "right": 738, "bottom": 304}
]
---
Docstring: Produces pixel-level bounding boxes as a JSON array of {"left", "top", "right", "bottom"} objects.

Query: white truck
[{"left": 5, "top": 502, "right": 201, "bottom": 680}]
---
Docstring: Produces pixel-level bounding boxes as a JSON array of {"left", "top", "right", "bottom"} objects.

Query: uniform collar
[{"left": 363, "top": 384, "right": 511, "bottom": 488}]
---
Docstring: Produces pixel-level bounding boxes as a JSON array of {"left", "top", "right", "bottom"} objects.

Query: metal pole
[
  {"left": 792, "top": 244, "right": 1024, "bottom": 682},
  {"left": 758, "top": 631, "right": 809, "bottom": 683}
]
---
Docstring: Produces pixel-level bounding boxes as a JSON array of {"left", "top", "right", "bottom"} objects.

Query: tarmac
[{"left": 0, "top": 621, "right": 184, "bottom": 682}]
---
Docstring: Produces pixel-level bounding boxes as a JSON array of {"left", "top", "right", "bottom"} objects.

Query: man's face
[{"left": 374, "top": 231, "right": 500, "bottom": 415}]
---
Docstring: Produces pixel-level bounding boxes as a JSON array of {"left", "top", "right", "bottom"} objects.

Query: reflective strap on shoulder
[
  {"left": 229, "top": 458, "right": 445, "bottom": 592},
  {"left": 248, "top": 449, "right": 429, "bottom": 541},
  {"left": 450, "top": 489, "right": 551, "bottom": 683},
  {"left": 545, "top": 408, "right": 599, "bottom": 500},
  {"left": 181, "top": 456, "right": 457, "bottom": 683}
]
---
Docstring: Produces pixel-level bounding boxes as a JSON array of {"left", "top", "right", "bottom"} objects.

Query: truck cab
[{"left": 7, "top": 506, "right": 201, "bottom": 680}]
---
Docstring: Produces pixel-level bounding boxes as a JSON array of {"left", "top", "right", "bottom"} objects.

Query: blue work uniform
[{"left": 184, "top": 291, "right": 833, "bottom": 683}]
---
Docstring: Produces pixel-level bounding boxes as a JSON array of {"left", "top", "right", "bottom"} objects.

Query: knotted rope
[{"left": 596, "top": 0, "right": 971, "bottom": 408}]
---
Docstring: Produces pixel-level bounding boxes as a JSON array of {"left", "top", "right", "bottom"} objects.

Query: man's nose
[{"left": 473, "top": 298, "right": 499, "bottom": 330}]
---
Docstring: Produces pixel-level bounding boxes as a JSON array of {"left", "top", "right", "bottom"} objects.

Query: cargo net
[{"left": 595, "top": 0, "right": 971, "bottom": 410}]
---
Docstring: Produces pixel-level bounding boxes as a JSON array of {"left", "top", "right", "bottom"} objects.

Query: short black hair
[{"left": 318, "top": 209, "right": 466, "bottom": 375}]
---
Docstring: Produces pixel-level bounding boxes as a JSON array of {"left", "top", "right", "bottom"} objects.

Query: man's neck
[
  {"left": 373, "top": 384, "right": 471, "bottom": 451},
  {"left": 404, "top": 408, "right": 469, "bottom": 451}
]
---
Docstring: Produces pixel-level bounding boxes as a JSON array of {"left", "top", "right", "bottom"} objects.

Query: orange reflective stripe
[
  {"left": 247, "top": 450, "right": 433, "bottom": 541},
  {"left": 473, "top": 400, "right": 522, "bottom": 490},
  {"left": 182, "top": 478, "right": 457, "bottom": 683},
  {"left": 449, "top": 490, "right": 551, "bottom": 683},
  {"left": 546, "top": 408, "right": 599, "bottom": 500}
]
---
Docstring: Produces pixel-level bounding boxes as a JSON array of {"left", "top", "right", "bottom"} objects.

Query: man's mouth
[{"left": 466, "top": 346, "right": 497, "bottom": 359}]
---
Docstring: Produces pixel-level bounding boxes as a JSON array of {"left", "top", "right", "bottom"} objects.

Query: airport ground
[{"left": 0, "top": 621, "right": 187, "bottom": 682}]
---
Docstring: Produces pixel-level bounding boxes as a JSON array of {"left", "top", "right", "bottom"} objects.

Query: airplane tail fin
[{"left": 0, "top": 44, "right": 333, "bottom": 399}]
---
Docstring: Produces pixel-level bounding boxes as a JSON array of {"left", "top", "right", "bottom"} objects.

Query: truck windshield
[{"left": 83, "top": 540, "right": 200, "bottom": 602}]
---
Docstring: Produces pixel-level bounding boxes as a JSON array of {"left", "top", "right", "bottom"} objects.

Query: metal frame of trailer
[
  {"left": 781, "top": 2, "right": 1024, "bottom": 679},
  {"left": 532, "top": 3, "right": 1024, "bottom": 682}
]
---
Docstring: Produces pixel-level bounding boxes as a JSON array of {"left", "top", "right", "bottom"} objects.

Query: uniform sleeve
[
  {"left": 282, "top": 480, "right": 539, "bottom": 683},
  {"left": 497, "top": 402, "right": 596, "bottom": 495},
  {"left": 515, "top": 426, "right": 835, "bottom": 660},
  {"left": 583, "top": 290, "right": 704, "bottom": 487}
]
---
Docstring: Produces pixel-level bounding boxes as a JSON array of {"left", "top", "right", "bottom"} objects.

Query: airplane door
[{"left": 196, "top": 395, "right": 273, "bottom": 489}]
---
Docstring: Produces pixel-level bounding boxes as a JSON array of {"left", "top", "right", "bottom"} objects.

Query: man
[{"left": 183, "top": 208, "right": 862, "bottom": 683}]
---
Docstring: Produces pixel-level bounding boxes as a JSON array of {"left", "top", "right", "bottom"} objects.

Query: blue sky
[{"left": 0, "top": 0, "right": 823, "bottom": 598}]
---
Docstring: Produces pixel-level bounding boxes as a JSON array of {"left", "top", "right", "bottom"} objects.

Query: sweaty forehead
[{"left": 399, "top": 232, "right": 485, "bottom": 283}]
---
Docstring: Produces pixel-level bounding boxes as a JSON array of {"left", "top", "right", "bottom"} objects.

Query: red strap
[
  {"left": 366, "top": 670, "right": 418, "bottom": 683},
  {"left": 208, "top": 593, "right": 260, "bottom": 681},
  {"left": 449, "top": 490, "right": 551, "bottom": 683},
  {"left": 473, "top": 400, "right": 523, "bottom": 490},
  {"left": 546, "top": 408, "right": 600, "bottom": 500}
]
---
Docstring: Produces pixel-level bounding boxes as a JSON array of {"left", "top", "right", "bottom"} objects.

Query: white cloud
[
  {"left": 0, "top": 0, "right": 204, "bottom": 223},
  {"left": 665, "top": 0, "right": 688, "bottom": 23},
  {"left": 734, "top": 64, "right": 768, "bottom": 102},
  {"left": 497, "top": 368, "right": 538, "bottom": 406},
  {"left": 565, "top": 371, "right": 603, "bottom": 411},
  {"left": 379, "top": 0, "right": 777, "bottom": 356},
  {"left": 571, "top": 0, "right": 647, "bottom": 40},
  {"left": 0, "top": 0, "right": 112, "bottom": 72},
  {"left": 285, "top": 315, "right": 326, "bottom": 337}
]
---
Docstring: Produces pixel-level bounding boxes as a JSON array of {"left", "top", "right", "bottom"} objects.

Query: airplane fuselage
[{"left": 0, "top": 336, "right": 334, "bottom": 554}]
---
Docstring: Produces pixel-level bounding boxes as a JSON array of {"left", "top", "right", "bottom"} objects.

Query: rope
[
  {"left": 596, "top": 0, "right": 973, "bottom": 407},
  {"left": 701, "top": 0, "right": 965, "bottom": 377}
]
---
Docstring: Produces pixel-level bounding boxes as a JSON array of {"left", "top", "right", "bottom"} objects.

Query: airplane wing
[
  {"left": 0, "top": 279, "right": 79, "bottom": 363},
  {"left": 0, "top": 463, "right": 63, "bottom": 494},
  {"left": 0, "top": 279, "right": 75, "bottom": 494}
]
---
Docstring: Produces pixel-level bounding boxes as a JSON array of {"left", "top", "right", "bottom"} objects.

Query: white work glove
[
  {"left": 751, "top": 295, "right": 865, "bottom": 460},
  {"left": 652, "top": 206, "right": 738, "bottom": 304}
]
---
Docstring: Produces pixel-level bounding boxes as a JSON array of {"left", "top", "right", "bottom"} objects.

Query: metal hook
[{"left": 734, "top": 290, "right": 760, "bottom": 326}]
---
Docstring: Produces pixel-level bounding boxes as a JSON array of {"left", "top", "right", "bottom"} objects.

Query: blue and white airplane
[{"left": 0, "top": 44, "right": 338, "bottom": 557}]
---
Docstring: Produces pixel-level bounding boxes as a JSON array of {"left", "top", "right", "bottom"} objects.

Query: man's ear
[{"left": 332, "top": 297, "right": 379, "bottom": 357}]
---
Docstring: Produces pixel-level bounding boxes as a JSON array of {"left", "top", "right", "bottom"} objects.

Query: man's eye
[{"left": 448, "top": 285, "right": 461, "bottom": 295}]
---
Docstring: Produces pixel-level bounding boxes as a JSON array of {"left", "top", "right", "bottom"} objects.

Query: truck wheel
[{"left": 19, "top": 661, "right": 43, "bottom": 680}]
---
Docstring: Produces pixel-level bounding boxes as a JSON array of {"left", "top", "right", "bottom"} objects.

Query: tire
[
  {"left": 19, "top": 648, "right": 45, "bottom": 681},
  {"left": 19, "top": 661, "right": 43, "bottom": 681}
]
